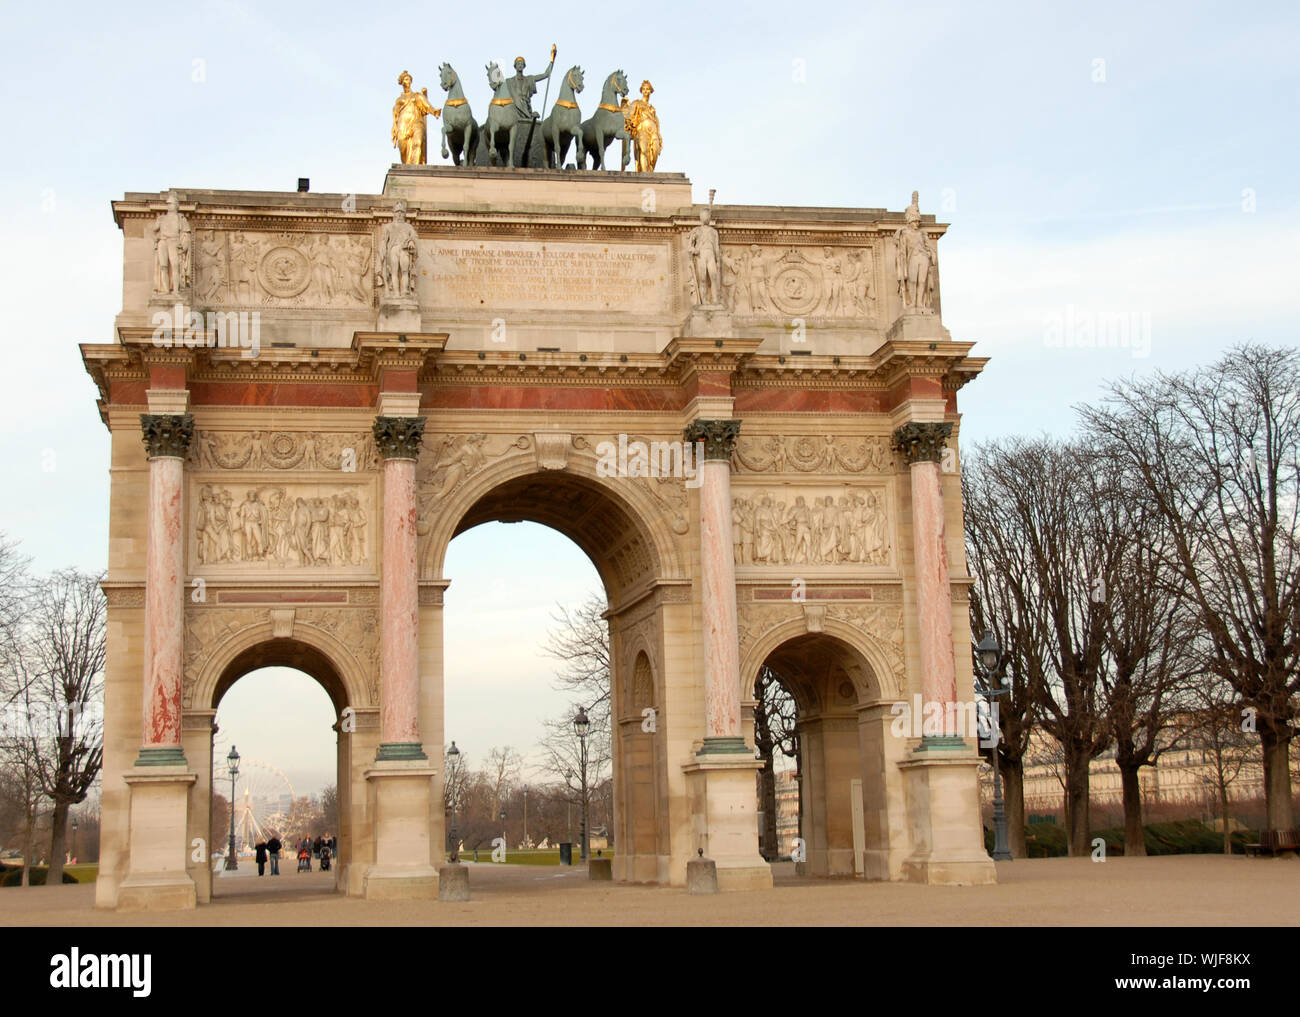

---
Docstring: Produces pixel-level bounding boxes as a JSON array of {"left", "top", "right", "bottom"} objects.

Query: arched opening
[
  {"left": 432, "top": 465, "right": 674, "bottom": 884},
  {"left": 751, "top": 632, "right": 883, "bottom": 879},
  {"left": 204, "top": 639, "right": 352, "bottom": 899}
]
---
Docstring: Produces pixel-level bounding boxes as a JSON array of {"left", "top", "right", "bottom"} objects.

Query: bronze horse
[
  {"left": 580, "top": 70, "right": 630, "bottom": 170},
  {"left": 438, "top": 63, "right": 478, "bottom": 166},
  {"left": 541, "top": 66, "right": 585, "bottom": 169}
]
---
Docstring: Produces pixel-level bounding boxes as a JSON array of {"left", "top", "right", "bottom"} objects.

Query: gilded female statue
[
  {"left": 392, "top": 70, "right": 441, "bottom": 165},
  {"left": 622, "top": 79, "right": 662, "bottom": 172}
]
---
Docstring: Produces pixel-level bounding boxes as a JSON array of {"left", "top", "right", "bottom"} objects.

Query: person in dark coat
[
  {"left": 267, "top": 834, "right": 282, "bottom": 875},
  {"left": 254, "top": 839, "right": 268, "bottom": 876}
]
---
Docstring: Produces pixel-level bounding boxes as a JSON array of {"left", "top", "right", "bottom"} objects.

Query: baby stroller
[
  {"left": 297, "top": 847, "right": 311, "bottom": 872},
  {"left": 319, "top": 844, "right": 332, "bottom": 871}
]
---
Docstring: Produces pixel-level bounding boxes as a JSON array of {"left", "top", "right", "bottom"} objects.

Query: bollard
[
  {"left": 588, "top": 852, "right": 613, "bottom": 880},
  {"left": 687, "top": 850, "right": 718, "bottom": 894},
  {"left": 438, "top": 863, "right": 470, "bottom": 901}
]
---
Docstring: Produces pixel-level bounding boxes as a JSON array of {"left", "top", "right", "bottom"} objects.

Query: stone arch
[
  {"left": 418, "top": 441, "right": 688, "bottom": 597},
  {"left": 742, "top": 619, "right": 897, "bottom": 707},
  {"left": 192, "top": 617, "right": 370, "bottom": 715}
]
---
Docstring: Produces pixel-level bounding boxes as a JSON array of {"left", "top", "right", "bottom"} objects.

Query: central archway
[{"left": 422, "top": 450, "right": 689, "bottom": 885}]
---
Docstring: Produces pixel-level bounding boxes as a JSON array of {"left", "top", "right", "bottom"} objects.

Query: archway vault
[
  {"left": 193, "top": 621, "right": 371, "bottom": 716},
  {"left": 418, "top": 444, "right": 688, "bottom": 603}
]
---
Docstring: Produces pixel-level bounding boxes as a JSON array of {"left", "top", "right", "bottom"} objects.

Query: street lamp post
[
  {"left": 574, "top": 707, "right": 590, "bottom": 861},
  {"left": 225, "top": 745, "right": 240, "bottom": 870},
  {"left": 522, "top": 785, "right": 528, "bottom": 849},
  {"left": 71, "top": 818, "right": 78, "bottom": 865},
  {"left": 446, "top": 741, "right": 460, "bottom": 862},
  {"left": 973, "top": 631, "right": 1012, "bottom": 862}
]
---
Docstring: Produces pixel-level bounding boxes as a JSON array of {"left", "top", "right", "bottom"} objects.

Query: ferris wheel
[{"left": 233, "top": 760, "right": 295, "bottom": 846}]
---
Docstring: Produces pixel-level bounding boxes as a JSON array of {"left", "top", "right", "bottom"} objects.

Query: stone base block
[
  {"left": 117, "top": 765, "right": 197, "bottom": 913},
  {"left": 686, "top": 857, "right": 718, "bottom": 894},
  {"left": 588, "top": 857, "right": 613, "bottom": 881},
  {"left": 682, "top": 306, "right": 733, "bottom": 338},
  {"left": 683, "top": 754, "right": 773, "bottom": 892},
  {"left": 377, "top": 296, "right": 421, "bottom": 333},
  {"left": 363, "top": 760, "right": 439, "bottom": 900},
  {"left": 116, "top": 873, "right": 197, "bottom": 913},
  {"left": 898, "top": 751, "right": 997, "bottom": 886},
  {"left": 438, "top": 863, "right": 470, "bottom": 901},
  {"left": 885, "top": 308, "right": 951, "bottom": 343}
]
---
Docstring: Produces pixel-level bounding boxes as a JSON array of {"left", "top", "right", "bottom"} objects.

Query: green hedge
[
  {"left": 985, "top": 819, "right": 1258, "bottom": 857},
  {"left": 0, "top": 865, "right": 80, "bottom": 886}
]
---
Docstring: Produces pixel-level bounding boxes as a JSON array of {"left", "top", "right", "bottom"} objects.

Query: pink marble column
[
  {"left": 137, "top": 414, "right": 193, "bottom": 766},
  {"left": 374, "top": 416, "right": 426, "bottom": 760},
  {"left": 893, "top": 421, "right": 960, "bottom": 743},
  {"left": 685, "top": 419, "right": 748, "bottom": 753}
]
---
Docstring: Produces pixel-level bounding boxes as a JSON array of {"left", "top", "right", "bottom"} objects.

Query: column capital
[
  {"left": 372, "top": 415, "right": 426, "bottom": 460},
  {"left": 139, "top": 413, "right": 195, "bottom": 459},
  {"left": 892, "top": 421, "right": 953, "bottom": 466},
  {"left": 684, "top": 419, "right": 741, "bottom": 461}
]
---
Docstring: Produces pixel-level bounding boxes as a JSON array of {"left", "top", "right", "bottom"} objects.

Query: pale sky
[{"left": 2, "top": 1, "right": 1297, "bottom": 795}]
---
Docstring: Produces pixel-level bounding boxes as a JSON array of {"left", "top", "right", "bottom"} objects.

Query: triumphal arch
[{"left": 84, "top": 145, "right": 994, "bottom": 910}]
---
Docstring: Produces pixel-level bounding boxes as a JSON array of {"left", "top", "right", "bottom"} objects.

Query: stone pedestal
[
  {"left": 363, "top": 762, "right": 440, "bottom": 900},
  {"left": 683, "top": 754, "right": 772, "bottom": 891},
  {"left": 588, "top": 856, "right": 613, "bottom": 880},
  {"left": 438, "top": 863, "right": 470, "bottom": 901},
  {"left": 683, "top": 306, "right": 733, "bottom": 338},
  {"left": 686, "top": 855, "right": 718, "bottom": 894},
  {"left": 378, "top": 295, "right": 421, "bottom": 333},
  {"left": 898, "top": 751, "right": 996, "bottom": 885},
  {"left": 886, "top": 308, "right": 951, "bottom": 343},
  {"left": 116, "top": 766, "right": 197, "bottom": 913}
]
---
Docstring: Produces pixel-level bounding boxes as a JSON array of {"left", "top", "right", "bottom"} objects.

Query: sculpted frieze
[
  {"left": 190, "top": 481, "right": 373, "bottom": 570},
  {"left": 734, "top": 434, "right": 894, "bottom": 475},
  {"left": 194, "top": 230, "right": 373, "bottom": 308},
  {"left": 189, "top": 430, "right": 379, "bottom": 472},
  {"left": 733, "top": 486, "right": 891, "bottom": 568},
  {"left": 720, "top": 245, "right": 878, "bottom": 320}
]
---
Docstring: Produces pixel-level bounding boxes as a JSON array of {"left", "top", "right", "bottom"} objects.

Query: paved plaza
[{"left": 3, "top": 856, "right": 1295, "bottom": 927}]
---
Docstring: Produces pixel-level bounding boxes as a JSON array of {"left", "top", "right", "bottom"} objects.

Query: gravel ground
[{"left": 2, "top": 855, "right": 1296, "bottom": 926}]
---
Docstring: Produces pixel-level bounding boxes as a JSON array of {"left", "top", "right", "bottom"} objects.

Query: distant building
[{"left": 774, "top": 768, "right": 801, "bottom": 855}]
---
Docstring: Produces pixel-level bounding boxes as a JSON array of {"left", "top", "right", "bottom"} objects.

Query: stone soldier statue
[
  {"left": 894, "top": 190, "right": 937, "bottom": 312},
  {"left": 686, "top": 205, "right": 722, "bottom": 307},
  {"left": 508, "top": 46, "right": 557, "bottom": 122},
  {"left": 391, "top": 70, "right": 441, "bottom": 165},
  {"left": 152, "top": 191, "right": 192, "bottom": 295},
  {"left": 374, "top": 201, "right": 419, "bottom": 299}
]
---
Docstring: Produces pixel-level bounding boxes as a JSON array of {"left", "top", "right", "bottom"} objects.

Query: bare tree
[
  {"left": 1091, "top": 450, "right": 1200, "bottom": 855},
  {"left": 320, "top": 784, "right": 339, "bottom": 834},
  {"left": 483, "top": 745, "right": 523, "bottom": 822},
  {"left": 1081, "top": 344, "right": 1300, "bottom": 832},
  {"left": 752, "top": 665, "right": 798, "bottom": 860},
  {"left": 6, "top": 569, "right": 106, "bottom": 883},
  {"left": 1188, "top": 677, "right": 1253, "bottom": 853},
  {"left": 543, "top": 595, "right": 611, "bottom": 723},
  {"left": 963, "top": 453, "right": 1047, "bottom": 859},
  {"left": 962, "top": 437, "right": 1111, "bottom": 856}
]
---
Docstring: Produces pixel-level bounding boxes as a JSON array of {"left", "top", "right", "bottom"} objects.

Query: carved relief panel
[
  {"left": 193, "top": 230, "right": 373, "bottom": 308},
  {"left": 732, "top": 485, "right": 894, "bottom": 570},
  {"left": 719, "top": 245, "right": 880, "bottom": 321},
  {"left": 188, "top": 477, "right": 376, "bottom": 573}
]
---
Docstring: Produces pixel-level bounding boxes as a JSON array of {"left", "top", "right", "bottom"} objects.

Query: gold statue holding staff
[
  {"left": 392, "top": 70, "right": 441, "bottom": 164},
  {"left": 621, "top": 79, "right": 662, "bottom": 172}
]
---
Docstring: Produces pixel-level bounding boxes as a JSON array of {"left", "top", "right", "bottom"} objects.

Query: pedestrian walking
[
  {"left": 267, "top": 833, "right": 281, "bottom": 875},
  {"left": 254, "top": 839, "right": 268, "bottom": 876}
]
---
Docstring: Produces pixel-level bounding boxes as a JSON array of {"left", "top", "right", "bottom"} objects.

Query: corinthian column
[
  {"left": 136, "top": 414, "right": 194, "bottom": 766},
  {"left": 893, "top": 421, "right": 962, "bottom": 747},
  {"left": 373, "top": 415, "right": 427, "bottom": 760},
  {"left": 684, "top": 418, "right": 748, "bottom": 754}
]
